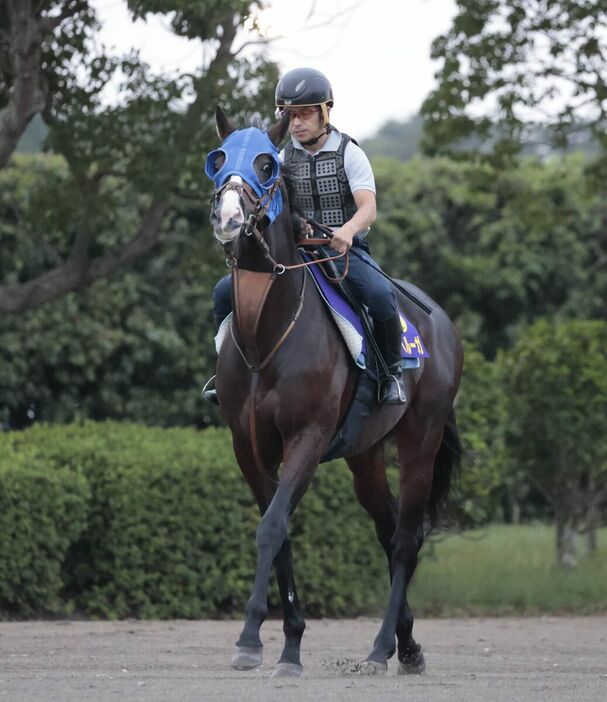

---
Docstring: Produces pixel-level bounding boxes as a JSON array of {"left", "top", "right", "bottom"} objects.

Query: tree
[
  {"left": 422, "top": 0, "right": 607, "bottom": 163},
  {"left": 0, "top": 152, "right": 227, "bottom": 429},
  {"left": 501, "top": 319, "right": 607, "bottom": 566},
  {"left": 449, "top": 344, "right": 505, "bottom": 526},
  {"left": 370, "top": 154, "right": 606, "bottom": 356},
  {"left": 0, "top": 0, "right": 279, "bottom": 314}
]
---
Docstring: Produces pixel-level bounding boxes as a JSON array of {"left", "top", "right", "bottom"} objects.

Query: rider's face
[{"left": 283, "top": 106, "right": 323, "bottom": 142}]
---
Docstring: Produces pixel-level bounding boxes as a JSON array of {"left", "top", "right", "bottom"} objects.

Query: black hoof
[{"left": 397, "top": 648, "right": 425, "bottom": 675}]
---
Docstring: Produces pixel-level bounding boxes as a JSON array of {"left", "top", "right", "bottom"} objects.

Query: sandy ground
[{"left": 1, "top": 617, "right": 606, "bottom": 702}]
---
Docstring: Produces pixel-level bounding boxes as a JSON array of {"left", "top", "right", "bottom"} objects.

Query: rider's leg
[
  {"left": 203, "top": 274, "right": 232, "bottom": 404},
  {"left": 334, "top": 242, "right": 406, "bottom": 404},
  {"left": 213, "top": 274, "right": 233, "bottom": 328}
]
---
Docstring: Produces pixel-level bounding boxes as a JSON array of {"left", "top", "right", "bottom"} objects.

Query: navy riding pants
[{"left": 212, "top": 240, "right": 397, "bottom": 327}]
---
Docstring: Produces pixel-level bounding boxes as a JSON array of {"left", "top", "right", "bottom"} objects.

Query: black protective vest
[{"left": 283, "top": 133, "right": 358, "bottom": 228}]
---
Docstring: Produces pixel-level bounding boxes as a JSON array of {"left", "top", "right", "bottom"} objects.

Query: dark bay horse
[{"left": 206, "top": 108, "right": 463, "bottom": 677}]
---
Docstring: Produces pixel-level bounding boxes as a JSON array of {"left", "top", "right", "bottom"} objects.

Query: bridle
[{"left": 212, "top": 176, "right": 347, "bottom": 277}]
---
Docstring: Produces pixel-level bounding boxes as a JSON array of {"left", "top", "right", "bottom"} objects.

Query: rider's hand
[{"left": 330, "top": 227, "right": 354, "bottom": 254}]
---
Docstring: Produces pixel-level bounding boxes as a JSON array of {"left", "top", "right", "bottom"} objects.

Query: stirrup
[
  {"left": 379, "top": 372, "right": 407, "bottom": 405},
  {"left": 202, "top": 375, "right": 219, "bottom": 405}
]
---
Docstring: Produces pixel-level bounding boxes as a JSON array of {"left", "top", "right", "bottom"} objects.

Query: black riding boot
[
  {"left": 374, "top": 314, "right": 407, "bottom": 405},
  {"left": 202, "top": 313, "right": 224, "bottom": 405}
]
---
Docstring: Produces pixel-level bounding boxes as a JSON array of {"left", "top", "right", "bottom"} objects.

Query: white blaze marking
[{"left": 214, "top": 176, "right": 244, "bottom": 245}]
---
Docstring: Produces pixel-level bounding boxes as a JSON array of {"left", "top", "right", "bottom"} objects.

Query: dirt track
[{"left": 1, "top": 617, "right": 606, "bottom": 701}]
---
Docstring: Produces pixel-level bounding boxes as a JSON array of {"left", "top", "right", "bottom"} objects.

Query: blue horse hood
[{"left": 205, "top": 128, "right": 283, "bottom": 224}]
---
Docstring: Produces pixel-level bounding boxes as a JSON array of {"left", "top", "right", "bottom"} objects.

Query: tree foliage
[
  {"left": 422, "top": 0, "right": 607, "bottom": 163},
  {"left": 0, "top": 0, "right": 278, "bottom": 314},
  {"left": 0, "top": 152, "right": 227, "bottom": 429},
  {"left": 501, "top": 318, "right": 607, "bottom": 564},
  {"left": 371, "top": 154, "right": 606, "bottom": 355}
]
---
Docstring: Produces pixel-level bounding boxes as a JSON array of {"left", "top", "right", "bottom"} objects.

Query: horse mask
[{"left": 205, "top": 127, "right": 283, "bottom": 224}]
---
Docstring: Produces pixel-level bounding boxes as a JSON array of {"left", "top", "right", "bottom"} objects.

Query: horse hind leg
[
  {"left": 346, "top": 443, "right": 398, "bottom": 674},
  {"left": 396, "top": 410, "right": 460, "bottom": 674},
  {"left": 394, "top": 520, "right": 427, "bottom": 675},
  {"left": 364, "top": 414, "right": 448, "bottom": 673}
]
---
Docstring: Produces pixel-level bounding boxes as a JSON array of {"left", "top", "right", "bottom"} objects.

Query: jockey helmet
[{"left": 275, "top": 68, "right": 333, "bottom": 126}]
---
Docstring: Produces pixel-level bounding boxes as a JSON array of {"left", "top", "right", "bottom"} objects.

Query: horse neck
[{"left": 232, "top": 208, "right": 305, "bottom": 364}]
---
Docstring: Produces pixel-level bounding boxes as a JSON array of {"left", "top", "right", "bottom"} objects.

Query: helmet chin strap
[{"left": 300, "top": 124, "right": 332, "bottom": 147}]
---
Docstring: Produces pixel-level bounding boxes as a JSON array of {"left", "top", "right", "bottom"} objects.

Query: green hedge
[
  {"left": 0, "top": 442, "right": 89, "bottom": 615},
  {"left": 0, "top": 422, "right": 387, "bottom": 619}
]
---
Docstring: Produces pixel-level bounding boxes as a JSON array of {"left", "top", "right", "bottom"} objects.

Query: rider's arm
[{"left": 330, "top": 190, "right": 376, "bottom": 254}]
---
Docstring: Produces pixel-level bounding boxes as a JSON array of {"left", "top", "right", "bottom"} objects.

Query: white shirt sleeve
[{"left": 343, "top": 141, "right": 376, "bottom": 194}]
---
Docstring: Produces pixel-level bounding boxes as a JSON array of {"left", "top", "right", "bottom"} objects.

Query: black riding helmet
[
  {"left": 275, "top": 68, "right": 334, "bottom": 136},
  {"left": 275, "top": 67, "right": 334, "bottom": 109}
]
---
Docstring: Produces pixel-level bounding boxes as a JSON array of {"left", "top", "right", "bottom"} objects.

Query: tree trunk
[
  {"left": 555, "top": 507, "right": 579, "bottom": 568},
  {"left": 585, "top": 526, "right": 597, "bottom": 557}
]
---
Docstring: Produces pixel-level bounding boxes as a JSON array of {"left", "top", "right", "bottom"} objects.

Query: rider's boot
[{"left": 374, "top": 314, "right": 407, "bottom": 405}]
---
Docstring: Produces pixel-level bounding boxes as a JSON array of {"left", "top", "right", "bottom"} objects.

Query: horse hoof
[
  {"left": 353, "top": 659, "right": 388, "bottom": 676},
  {"left": 397, "top": 650, "right": 425, "bottom": 675},
  {"left": 231, "top": 646, "right": 263, "bottom": 670},
  {"left": 271, "top": 662, "right": 304, "bottom": 678}
]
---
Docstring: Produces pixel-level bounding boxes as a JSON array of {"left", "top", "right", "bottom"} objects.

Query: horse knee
[
  {"left": 391, "top": 530, "right": 422, "bottom": 568},
  {"left": 256, "top": 511, "right": 288, "bottom": 550}
]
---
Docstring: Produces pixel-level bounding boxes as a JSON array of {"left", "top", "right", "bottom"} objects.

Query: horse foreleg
[
  {"left": 271, "top": 536, "right": 306, "bottom": 677},
  {"left": 235, "top": 431, "right": 322, "bottom": 674},
  {"left": 363, "top": 419, "right": 445, "bottom": 674},
  {"left": 230, "top": 438, "right": 278, "bottom": 671}
]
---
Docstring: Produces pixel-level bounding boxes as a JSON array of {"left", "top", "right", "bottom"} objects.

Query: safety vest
[{"left": 283, "top": 133, "right": 357, "bottom": 228}]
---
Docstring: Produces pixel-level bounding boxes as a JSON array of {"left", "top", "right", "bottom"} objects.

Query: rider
[{"left": 204, "top": 67, "right": 406, "bottom": 405}]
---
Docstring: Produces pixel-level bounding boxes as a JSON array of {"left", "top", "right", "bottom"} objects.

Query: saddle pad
[{"left": 305, "top": 260, "right": 429, "bottom": 367}]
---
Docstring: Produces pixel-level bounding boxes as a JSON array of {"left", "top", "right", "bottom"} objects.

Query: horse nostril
[{"left": 227, "top": 216, "right": 243, "bottom": 229}]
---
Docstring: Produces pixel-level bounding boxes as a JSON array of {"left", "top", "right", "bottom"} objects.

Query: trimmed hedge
[
  {"left": 0, "top": 443, "right": 89, "bottom": 615},
  {"left": 0, "top": 422, "right": 387, "bottom": 619}
]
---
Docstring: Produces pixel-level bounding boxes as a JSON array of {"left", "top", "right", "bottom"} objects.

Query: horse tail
[{"left": 426, "top": 408, "right": 462, "bottom": 528}]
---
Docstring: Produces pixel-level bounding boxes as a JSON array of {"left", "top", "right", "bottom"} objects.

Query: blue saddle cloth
[{"left": 305, "top": 259, "right": 429, "bottom": 370}]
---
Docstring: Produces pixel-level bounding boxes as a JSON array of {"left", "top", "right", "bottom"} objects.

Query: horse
[{"left": 205, "top": 107, "right": 464, "bottom": 677}]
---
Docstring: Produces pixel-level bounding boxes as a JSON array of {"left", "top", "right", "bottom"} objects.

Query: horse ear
[
  {"left": 215, "top": 106, "right": 235, "bottom": 141},
  {"left": 267, "top": 111, "right": 290, "bottom": 147}
]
